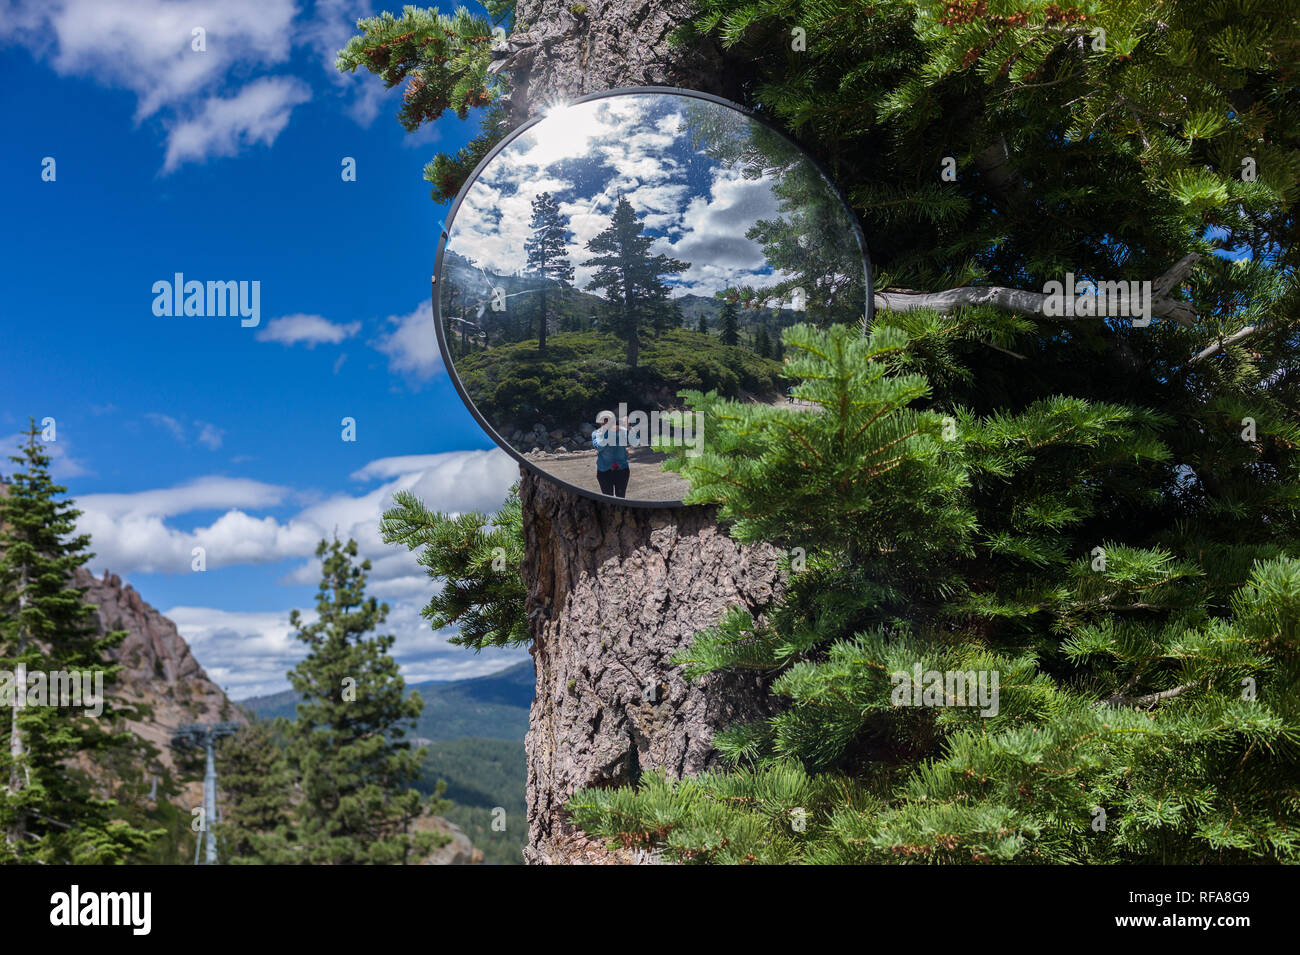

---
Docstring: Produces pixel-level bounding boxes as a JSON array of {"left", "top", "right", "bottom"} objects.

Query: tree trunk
[
  {"left": 499, "top": 0, "right": 740, "bottom": 124},
  {"left": 6, "top": 565, "right": 28, "bottom": 850},
  {"left": 538, "top": 286, "right": 548, "bottom": 354},
  {"left": 519, "top": 470, "right": 781, "bottom": 864},
  {"left": 501, "top": 0, "right": 777, "bottom": 864}
]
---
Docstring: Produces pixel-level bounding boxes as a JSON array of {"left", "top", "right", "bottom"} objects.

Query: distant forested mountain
[{"left": 239, "top": 658, "right": 532, "bottom": 741}]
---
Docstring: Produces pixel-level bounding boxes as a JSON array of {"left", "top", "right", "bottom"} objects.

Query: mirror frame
[{"left": 433, "top": 86, "right": 874, "bottom": 509}]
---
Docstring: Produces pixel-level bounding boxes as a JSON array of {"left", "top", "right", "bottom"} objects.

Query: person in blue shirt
[{"left": 592, "top": 409, "right": 630, "bottom": 498}]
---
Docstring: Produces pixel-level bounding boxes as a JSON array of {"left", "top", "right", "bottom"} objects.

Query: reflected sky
[{"left": 445, "top": 94, "right": 795, "bottom": 299}]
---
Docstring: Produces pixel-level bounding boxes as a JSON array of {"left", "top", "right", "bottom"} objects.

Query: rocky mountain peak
[{"left": 72, "top": 565, "right": 242, "bottom": 773}]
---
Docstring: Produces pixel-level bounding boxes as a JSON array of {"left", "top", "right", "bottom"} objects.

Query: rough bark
[
  {"left": 496, "top": 0, "right": 780, "bottom": 865},
  {"left": 493, "top": 0, "right": 738, "bottom": 123},
  {"left": 519, "top": 471, "right": 781, "bottom": 864}
]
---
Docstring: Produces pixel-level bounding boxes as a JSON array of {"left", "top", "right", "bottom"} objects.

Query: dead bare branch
[{"left": 873, "top": 254, "right": 1201, "bottom": 327}]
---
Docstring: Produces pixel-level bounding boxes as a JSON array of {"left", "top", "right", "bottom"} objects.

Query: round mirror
[{"left": 435, "top": 87, "right": 871, "bottom": 506}]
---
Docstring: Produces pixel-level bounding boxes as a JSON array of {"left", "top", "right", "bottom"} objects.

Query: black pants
[{"left": 597, "top": 467, "right": 630, "bottom": 497}]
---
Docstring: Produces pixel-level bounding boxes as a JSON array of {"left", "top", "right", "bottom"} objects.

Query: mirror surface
[{"left": 436, "top": 89, "right": 869, "bottom": 505}]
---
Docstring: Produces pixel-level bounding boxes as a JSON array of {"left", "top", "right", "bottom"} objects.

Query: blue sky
[{"left": 0, "top": 0, "right": 528, "bottom": 697}]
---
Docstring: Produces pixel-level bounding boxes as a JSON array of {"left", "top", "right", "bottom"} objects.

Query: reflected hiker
[{"left": 592, "top": 409, "right": 630, "bottom": 498}]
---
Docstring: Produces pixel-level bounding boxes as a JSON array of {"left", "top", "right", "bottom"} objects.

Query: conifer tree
[
  {"left": 582, "top": 196, "right": 687, "bottom": 368},
  {"left": 697, "top": 313, "right": 708, "bottom": 335},
  {"left": 216, "top": 720, "right": 296, "bottom": 864},
  {"left": 718, "top": 301, "right": 740, "bottom": 346},
  {"left": 754, "top": 325, "right": 772, "bottom": 358},
  {"left": 286, "top": 538, "right": 440, "bottom": 864},
  {"left": 0, "top": 422, "right": 156, "bottom": 863},
  {"left": 523, "top": 191, "right": 574, "bottom": 353},
  {"left": 655, "top": 297, "right": 686, "bottom": 334}
]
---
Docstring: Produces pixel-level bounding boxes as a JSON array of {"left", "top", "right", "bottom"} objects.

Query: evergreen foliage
[
  {"left": 524, "top": 191, "right": 575, "bottom": 354},
  {"left": 582, "top": 197, "right": 689, "bottom": 368},
  {"left": 0, "top": 422, "right": 158, "bottom": 863},
  {"left": 380, "top": 486, "right": 528, "bottom": 651},
  {"left": 336, "top": 3, "right": 514, "bottom": 201},
  {"left": 451, "top": 328, "right": 786, "bottom": 435},
  {"left": 351, "top": 0, "right": 1300, "bottom": 863},
  {"left": 216, "top": 721, "right": 296, "bottom": 864},
  {"left": 416, "top": 737, "right": 526, "bottom": 865},
  {"left": 683, "top": 97, "right": 868, "bottom": 324},
  {"left": 575, "top": 312, "right": 1300, "bottom": 863},
  {"left": 285, "top": 539, "right": 442, "bottom": 864},
  {"left": 719, "top": 301, "right": 740, "bottom": 346},
  {"left": 678, "top": 0, "right": 1299, "bottom": 303}
]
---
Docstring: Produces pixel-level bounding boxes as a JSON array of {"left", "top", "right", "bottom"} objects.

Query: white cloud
[
  {"left": 162, "top": 76, "right": 311, "bottom": 172},
  {"left": 144, "top": 413, "right": 226, "bottom": 450},
  {"left": 78, "top": 476, "right": 291, "bottom": 520},
  {"left": 2, "top": 0, "right": 305, "bottom": 171},
  {"left": 165, "top": 605, "right": 305, "bottom": 698},
  {"left": 169, "top": 600, "right": 529, "bottom": 699},
  {"left": 350, "top": 451, "right": 506, "bottom": 484},
  {"left": 343, "top": 80, "right": 393, "bottom": 126},
  {"left": 403, "top": 122, "right": 442, "bottom": 148},
  {"left": 283, "top": 449, "right": 518, "bottom": 560},
  {"left": 2, "top": 1, "right": 442, "bottom": 170},
  {"left": 88, "top": 511, "right": 316, "bottom": 574},
  {"left": 145, "top": 413, "right": 186, "bottom": 443},
  {"left": 195, "top": 421, "right": 224, "bottom": 450},
  {"left": 372, "top": 299, "right": 442, "bottom": 380},
  {"left": 3, "top": 0, "right": 297, "bottom": 117},
  {"left": 76, "top": 450, "right": 518, "bottom": 577},
  {"left": 298, "top": 0, "right": 402, "bottom": 127},
  {"left": 655, "top": 163, "right": 789, "bottom": 296},
  {"left": 369, "top": 575, "right": 435, "bottom": 599},
  {"left": 256, "top": 313, "right": 361, "bottom": 348},
  {"left": 65, "top": 449, "right": 521, "bottom": 695}
]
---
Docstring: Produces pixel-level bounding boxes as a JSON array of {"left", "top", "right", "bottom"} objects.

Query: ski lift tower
[{"left": 170, "top": 722, "right": 241, "bottom": 865}]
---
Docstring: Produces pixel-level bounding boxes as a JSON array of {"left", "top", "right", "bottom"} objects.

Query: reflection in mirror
[{"left": 436, "top": 90, "right": 869, "bottom": 505}]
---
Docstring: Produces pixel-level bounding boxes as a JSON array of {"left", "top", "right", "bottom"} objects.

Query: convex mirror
[{"left": 435, "top": 87, "right": 871, "bottom": 506}]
